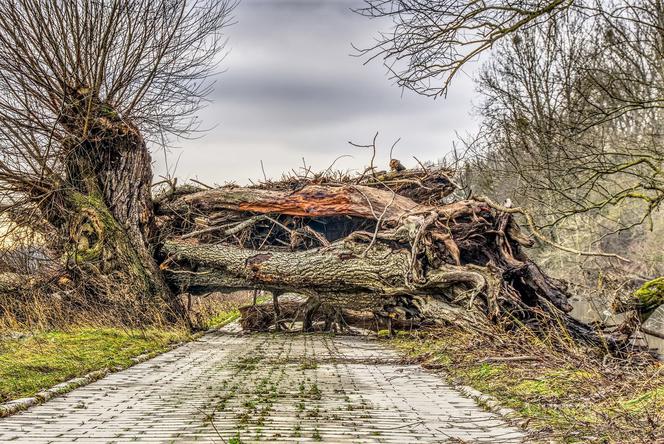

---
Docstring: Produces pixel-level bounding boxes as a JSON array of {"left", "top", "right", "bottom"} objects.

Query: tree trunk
[{"left": 41, "top": 96, "right": 180, "bottom": 321}]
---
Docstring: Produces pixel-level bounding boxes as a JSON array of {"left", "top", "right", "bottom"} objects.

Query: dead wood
[
  {"left": 154, "top": 165, "right": 635, "bottom": 352},
  {"left": 157, "top": 184, "right": 429, "bottom": 223},
  {"left": 239, "top": 299, "right": 424, "bottom": 332},
  {"left": 3, "top": 161, "right": 641, "bottom": 351}
]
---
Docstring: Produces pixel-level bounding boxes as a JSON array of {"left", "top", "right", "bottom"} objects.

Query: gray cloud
[{"left": 155, "top": 0, "right": 480, "bottom": 184}]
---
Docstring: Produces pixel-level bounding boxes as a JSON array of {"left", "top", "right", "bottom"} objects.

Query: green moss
[
  {"left": 0, "top": 327, "right": 191, "bottom": 402},
  {"left": 68, "top": 192, "right": 120, "bottom": 262},
  {"left": 512, "top": 370, "right": 594, "bottom": 399},
  {"left": 514, "top": 379, "right": 560, "bottom": 397},
  {"left": 517, "top": 403, "right": 593, "bottom": 435},
  {"left": 454, "top": 363, "right": 512, "bottom": 397},
  {"left": 67, "top": 191, "right": 157, "bottom": 297},
  {"left": 634, "top": 277, "right": 664, "bottom": 314},
  {"left": 466, "top": 363, "right": 506, "bottom": 380}
]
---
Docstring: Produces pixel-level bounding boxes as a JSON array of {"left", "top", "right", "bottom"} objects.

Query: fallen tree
[
  {"left": 154, "top": 166, "right": 636, "bottom": 351},
  {"left": 0, "top": 159, "right": 646, "bottom": 351}
]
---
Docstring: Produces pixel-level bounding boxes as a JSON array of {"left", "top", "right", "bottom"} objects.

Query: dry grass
[
  {"left": 0, "top": 288, "right": 253, "bottom": 331},
  {"left": 391, "top": 325, "right": 664, "bottom": 443},
  {"left": 0, "top": 291, "right": 253, "bottom": 403}
]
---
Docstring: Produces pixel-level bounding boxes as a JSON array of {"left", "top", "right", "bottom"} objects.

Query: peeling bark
[{"left": 158, "top": 184, "right": 429, "bottom": 223}]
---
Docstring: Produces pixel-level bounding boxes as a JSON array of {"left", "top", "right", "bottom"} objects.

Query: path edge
[{"left": 0, "top": 327, "right": 221, "bottom": 418}]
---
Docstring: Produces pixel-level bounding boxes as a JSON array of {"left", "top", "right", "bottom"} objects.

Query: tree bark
[
  {"left": 39, "top": 96, "right": 179, "bottom": 320},
  {"left": 158, "top": 184, "right": 428, "bottom": 223}
]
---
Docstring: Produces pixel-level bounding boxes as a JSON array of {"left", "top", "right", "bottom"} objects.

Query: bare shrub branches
[
  {"left": 0, "top": 0, "right": 236, "bottom": 218},
  {"left": 356, "top": 0, "right": 664, "bottom": 240},
  {"left": 468, "top": 0, "right": 664, "bottom": 234},
  {"left": 354, "top": 0, "right": 572, "bottom": 96}
]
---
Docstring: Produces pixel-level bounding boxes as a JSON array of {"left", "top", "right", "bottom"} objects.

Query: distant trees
[
  {"left": 0, "top": 0, "right": 236, "bottom": 321},
  {"left": 471, "top": 1, "right": 664, "bottom": 230}
]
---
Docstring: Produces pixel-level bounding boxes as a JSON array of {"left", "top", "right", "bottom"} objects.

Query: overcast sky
[{"left": 154, "top": 0, "right": 480, "bottom": 185}]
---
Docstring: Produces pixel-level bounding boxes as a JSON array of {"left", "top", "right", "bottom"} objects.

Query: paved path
[{"left": 0, "top": 325, "right": 525, "bottom": 443}]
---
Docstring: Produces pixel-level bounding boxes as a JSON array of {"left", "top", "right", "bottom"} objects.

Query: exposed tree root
[{"left": 2, "top": 160, "right": 651, "bottom": 352}]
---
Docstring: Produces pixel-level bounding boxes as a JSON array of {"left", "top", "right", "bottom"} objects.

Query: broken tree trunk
[{"left": 155, "top": 167, "right": 625, "bottom": 350}]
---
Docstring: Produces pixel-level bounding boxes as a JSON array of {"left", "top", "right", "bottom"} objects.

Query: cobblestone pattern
[{"left": 0, "top": 325, "right": 526, "bottom": 443}]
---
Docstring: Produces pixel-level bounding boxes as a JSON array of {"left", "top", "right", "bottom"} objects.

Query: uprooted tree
[
  {"left": 0, "top": 1, "right": 649, "bottom": 353},
  {"left": 152, "top": 167, "right": 634, "bottom": 348}
]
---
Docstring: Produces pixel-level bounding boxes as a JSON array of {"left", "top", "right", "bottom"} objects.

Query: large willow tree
[{"left": 0, "top": 0, "right": 236, "bottom": 318}]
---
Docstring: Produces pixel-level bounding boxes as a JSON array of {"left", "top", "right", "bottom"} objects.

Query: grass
[
  {"left": 0, "top": 293, "right": 250, "bottom": 404},
  {"left": 0, "top": 327, "right": 190, "bottom": 402},
  {"left": 390, "top": 325, "right": 664, "bottom": 443},
  {"left": 203, "top": 307, "right": 241, "bottom": 330}
]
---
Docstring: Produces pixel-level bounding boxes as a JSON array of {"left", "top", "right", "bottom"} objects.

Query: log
[
  {"left": 152, "top": 165, "right": 646, "bottom": 351},
  {"left": 163, "top": 237, "right": 499, "bottom": 324}
]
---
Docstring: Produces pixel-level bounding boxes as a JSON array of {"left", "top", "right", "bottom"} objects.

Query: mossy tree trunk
[{"left": 40, "top": 96, "right": 181, "bottom": 321}]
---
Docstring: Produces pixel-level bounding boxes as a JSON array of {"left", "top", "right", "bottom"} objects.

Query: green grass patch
[
  {"left": 0, "top": 296, "right": 249, "bottom": 404},
  {"left": 205, "top": 308, "right": 241, "bottom": 329},
  {"left": 0, "top": 327, "right": 190, "bottom": 402}
]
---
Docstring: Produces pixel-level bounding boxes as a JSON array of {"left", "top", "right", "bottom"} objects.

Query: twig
[
  {"left": 257, "top": 219, "right": 277, "bottom": 250},
  {"left": 349, "top": 131, "right": 379, "bottom": 178},
  {"left": 190, "top": 179, "right": 214, "bottom": 190},
  {"left": 322, "top": 154, "right": 353, "bottom": 178},
  {"left": 389, "top": 137, "right": 401, "bottom": 160},
  {"left": 264, "top": 216, "right": 294, "bottom": 235},
  {"left": 363, "top": 191, "right": 396, "bottom": 256},
  {"left": 194, "top": 407, "right": 225, "bottom": 444},
  {"left": 412, "top": 156, "right": 428, "bottom": 173},
  {"left": 350, "top": 186, "right": 379, "bottom": 219},
  {"left": 477, "top": 355, "right": 539, "bottom": 364},
  {"left": 298, "top": 226, "right": 331, "bottom": 247},
  {"left": 181, "top": 216, "right": 267, "bottom": 239},
  {"left": 260, "top": 160, "right": 267, "bottom": 182}
]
